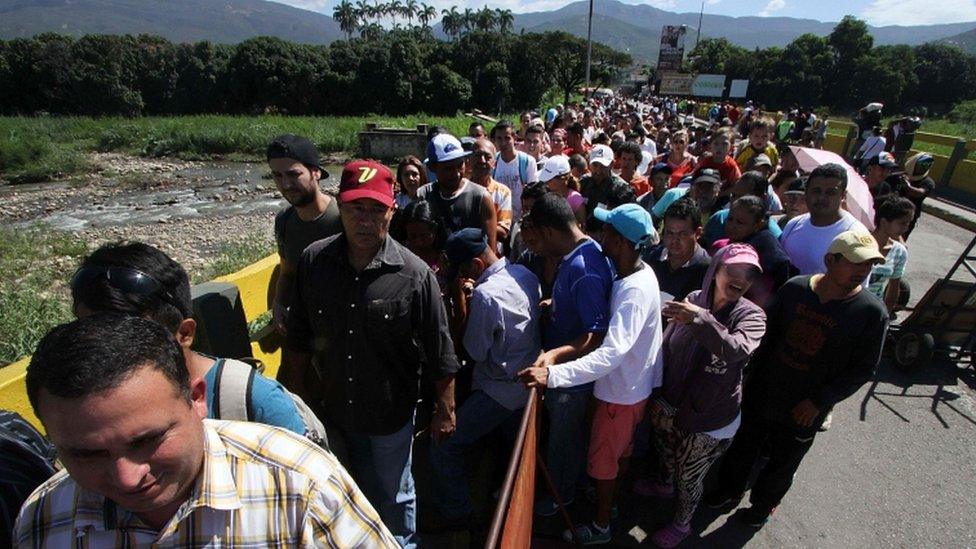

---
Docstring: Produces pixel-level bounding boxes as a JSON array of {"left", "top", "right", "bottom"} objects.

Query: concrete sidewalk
[{"left": 926, "top": 195, "right": 976, "bottom": 233}]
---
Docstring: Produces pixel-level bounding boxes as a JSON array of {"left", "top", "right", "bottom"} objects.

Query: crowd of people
[{"left": 6, "top": 90, "right": 943, "bottom": 548}]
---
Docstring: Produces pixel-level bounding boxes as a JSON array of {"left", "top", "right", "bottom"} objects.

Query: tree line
[
  {"left": 331, "top": 1, "right": 514, "bottom": 40},
  {"left": 684, "top": 16, "right": 976, "bottom": 113},
  {"left": 0, "top": 30, "right": 631, "bottom": 117}
]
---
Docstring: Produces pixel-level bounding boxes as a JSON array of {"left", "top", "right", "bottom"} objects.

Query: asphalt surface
[{"left": 419, "top": 210, "right": 976, "bottom": 549}]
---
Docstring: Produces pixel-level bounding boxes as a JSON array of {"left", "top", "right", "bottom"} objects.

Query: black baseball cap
[{"left": 266, "top": 134, "right": 327, "bottom": 177}]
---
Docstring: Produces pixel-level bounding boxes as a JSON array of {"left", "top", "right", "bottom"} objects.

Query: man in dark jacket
[{"left": 706, "top": 230, "right": 889, "bottom": 528}]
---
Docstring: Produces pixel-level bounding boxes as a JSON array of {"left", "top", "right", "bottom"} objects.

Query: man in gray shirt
[{"left": 427, "top": 228, "right": 541, "bottom": 532}]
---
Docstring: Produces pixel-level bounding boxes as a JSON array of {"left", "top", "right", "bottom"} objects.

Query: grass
[
  {"left": 194, "top": 232, "right": 276, "bottom": 284},
  {"left": 0, "top": 225, "right": 88, "bottom": 365},
  {"left": 0, "top": 114, "right": 485, "bottom": 183}
]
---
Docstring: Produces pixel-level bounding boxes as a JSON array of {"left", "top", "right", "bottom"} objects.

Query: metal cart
[{"left": 891, "top": 234, "right": 976, "bottom": 371}]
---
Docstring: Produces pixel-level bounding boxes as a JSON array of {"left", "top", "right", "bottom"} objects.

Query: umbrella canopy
[{"left": 789, "top": 146, "right": 875, "bottom": 230}]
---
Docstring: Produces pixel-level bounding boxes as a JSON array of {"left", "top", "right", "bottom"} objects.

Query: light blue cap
[{"left": 593, "top": 203, "right": 655, "bottom": 248}]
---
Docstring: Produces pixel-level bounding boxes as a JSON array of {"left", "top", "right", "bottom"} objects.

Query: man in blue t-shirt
[{"left": 525, "top": 193, "right": 614, "bottom": 516}]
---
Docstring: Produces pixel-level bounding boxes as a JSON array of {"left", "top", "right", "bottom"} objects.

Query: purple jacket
[{"left": 660, "top": 246, "right": 767, "bottom": 433}]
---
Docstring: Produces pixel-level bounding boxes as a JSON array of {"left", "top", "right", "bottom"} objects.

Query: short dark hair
[
  {"left": 568, "top": 154, "right": 587, "bottom": 173},
  {"left": 736, "top": 171, "right": 769, "bottom": 198},
  {"left": 490, "top": 120, "right": 515, "bottom": 139},
  {"left": 521, "top": 180, "right": 550, "bottom": 203},
  {"left": 874, "top": 195, "right": 915, "bottom": 226},
  {"left": 618, "top": 141, "right": 643, "bottom": 161},
  {"left": 469, "top": 121, "right": 485, "bottom": 131},
  {"left": 525, "top": 124, "right": 545, "bottom": 137},
  {"left": 605, "top": 182, "right": 637, "bottom": 208},
  {"left": 664, "top": 197, "right": 703, "bottom": 229},
  {"left": 527, "top": 192, "right": 577, "bottom": 233},
  {"left": 27, "top": 313, "right": 191, "bottom": 414},
  {"left": 730, "top": 195, "right": 768, "bottom": 225},
  {"left": 72, "top": 242, "right": 192, "bottom": 332},
  {"left": 808, "top": 162, "right": 848, "bottom": 191},
  {"left": 566, "top": 122, "right": 585, "bottom": 136}
]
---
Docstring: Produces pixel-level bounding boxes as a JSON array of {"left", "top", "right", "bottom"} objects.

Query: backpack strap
[
  {"left": 213, "top": 358, "right": 255, "bottom": 422},
  {"left": 518, "top": 152, "right": 529, "bottom": 184}
]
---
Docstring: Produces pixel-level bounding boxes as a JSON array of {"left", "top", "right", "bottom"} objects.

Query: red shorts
[{"left": 586, "top": 398, "right": 648, "bottom": 480}]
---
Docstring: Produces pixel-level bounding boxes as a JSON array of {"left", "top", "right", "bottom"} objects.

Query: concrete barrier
[
  {"left": 0, "top": 253, "right": 284, "bottom": 430},
  {"left": 357, "top": 123, "right": 429, "bottom": 161}
]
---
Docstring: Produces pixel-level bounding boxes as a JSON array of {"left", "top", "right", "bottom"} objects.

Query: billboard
[
  {"left": 657, "top": 25, "right": 687, "bottom": 72},
  {"left": 659, "top": 73, "right": 693, "bottom": 95},
  {"left": 729, "top": 79, "right": 750, "bottom": 98},
  {"left": 691, "top": 74, "right": 726, "bottom": 97}
]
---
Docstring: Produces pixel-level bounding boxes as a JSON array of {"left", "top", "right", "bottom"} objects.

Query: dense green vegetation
[
  {"left": 685, "top": 16, "right": 976, "bottom": 113},
  {"left": 0, "top": 27, "right": 630, "bottom": 118},
  {"left": 0, "top": 114, "right": 479, "bottom": 182}
]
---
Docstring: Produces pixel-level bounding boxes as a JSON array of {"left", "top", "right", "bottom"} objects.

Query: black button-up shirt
[{"left": 287, "top": 234, "right": 459, "bottom": 435}]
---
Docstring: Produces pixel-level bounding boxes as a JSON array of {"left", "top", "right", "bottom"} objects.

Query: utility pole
[
  {"left": 695, "top": 0, "right": 703, "bottom": 48},
  {"left": 584, "top": 0, "right": 594, "bottom": 100}
]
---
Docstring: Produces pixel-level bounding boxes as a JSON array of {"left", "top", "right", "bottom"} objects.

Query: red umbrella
[{"left": 789, "top": 146, "right": 875, "bottom": 230}]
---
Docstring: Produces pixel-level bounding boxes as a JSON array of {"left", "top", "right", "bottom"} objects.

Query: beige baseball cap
[{"left": 826, "top": 231, "right": 885, "bottom": 264}]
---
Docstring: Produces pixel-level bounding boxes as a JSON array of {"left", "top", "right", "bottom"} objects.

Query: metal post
[
  {"left": 842, "top": 126, "right": 857, "bottom": 160},
  {"left": 695, "top": 1, "right": 703, "bottom": 49},
  {"left": 584, "top": 0, "right": 594, "bottom": 100},
  {"left": 941, "top": 138, "right": 969, "bottom": 188}
]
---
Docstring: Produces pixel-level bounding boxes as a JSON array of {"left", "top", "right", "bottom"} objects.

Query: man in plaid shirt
[{"left": 14, "top": 313, "right": 397, "bottom": 548}]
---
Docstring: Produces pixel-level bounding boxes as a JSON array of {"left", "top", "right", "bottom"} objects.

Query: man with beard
[{"left": 267, "top": 135, "right": 342, "bottom": 336}]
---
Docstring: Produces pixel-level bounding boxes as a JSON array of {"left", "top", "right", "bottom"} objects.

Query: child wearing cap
[
  {"left": 521, "top": 203, "right": 664, "bottom": 545},
  {"left": 648, "top": 243, "right": 767, "bottom": 547}
]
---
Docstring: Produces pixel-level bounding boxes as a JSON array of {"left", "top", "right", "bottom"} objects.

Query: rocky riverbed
[{"left": 0, "top": 153, "right": 342, "bottom": 277}]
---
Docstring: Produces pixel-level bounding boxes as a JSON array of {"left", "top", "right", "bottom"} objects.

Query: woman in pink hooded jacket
[{"left": 646, "top": 243, "right": 768, "bottom": 548}]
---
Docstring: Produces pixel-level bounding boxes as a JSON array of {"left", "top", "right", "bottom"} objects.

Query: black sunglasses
[{"left": 70, "top": 265, "right": 186, "bottom": 316}]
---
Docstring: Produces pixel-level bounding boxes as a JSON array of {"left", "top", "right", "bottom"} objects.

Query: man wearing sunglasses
[{"left": 70, "top": 242, "right": 308, "bottom": 437}]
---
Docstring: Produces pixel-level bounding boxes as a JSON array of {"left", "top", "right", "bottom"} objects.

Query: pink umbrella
[{"left": 789, "top": 146, "right": 875, "bottom": 230}]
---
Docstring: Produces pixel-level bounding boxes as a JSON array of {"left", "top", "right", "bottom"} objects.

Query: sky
[{"left": 276, "top": 0, "right": 976, "bottom": 26}]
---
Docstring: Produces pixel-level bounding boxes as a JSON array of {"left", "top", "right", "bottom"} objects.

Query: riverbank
[
  {"left": 0, "top": 114, "right": 477, "bottom": 183},
  {"left": 0, "top": 153, "right": 287, "bottom": 365}
]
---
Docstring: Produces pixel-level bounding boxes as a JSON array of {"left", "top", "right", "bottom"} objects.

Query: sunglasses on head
[{"left": 70, "top": 265, "right": 186, "bottom": 316}]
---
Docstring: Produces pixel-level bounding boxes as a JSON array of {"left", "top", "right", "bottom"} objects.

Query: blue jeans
[
  {"left": 342, "top": 417, "right": 418, "bottom": 549},
  {"left": 544, "top": 388, "right": 590, "bottom": 504},
  {"left": 428, "top": 390, "right": 523, "bottom": 519}
]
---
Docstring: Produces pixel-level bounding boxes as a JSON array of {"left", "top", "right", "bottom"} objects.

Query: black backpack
[{"left": 1, "top": 410, "right": 57, "bottom": 544}]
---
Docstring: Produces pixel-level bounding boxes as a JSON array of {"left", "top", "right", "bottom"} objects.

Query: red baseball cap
[{"left": 339, "top": 160, "right": 395, "bottom": 208}]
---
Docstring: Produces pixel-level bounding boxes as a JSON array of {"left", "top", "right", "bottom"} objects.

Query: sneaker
[
  {"left": 563, "top": 522, "right": 612, "bottom": 545},
  {"left": 650, "top": 522, "right": 691, "bottom": 548},
  {"left": 535, "top": 497, "right": 573, "bottom": 517},
  {"left": 737, "top": 506, "right": 775, "bottom": 528},
  {"left": 704, "top": 491, "right": 742, "bottom": 510},
  {"left": 633, "top": 478, "right": 675, "bottom": 498},
  {"left": 819, "top": 411, "right": 833, "bottom": 432}
]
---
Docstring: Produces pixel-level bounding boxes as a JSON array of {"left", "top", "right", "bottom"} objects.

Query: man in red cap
[{"left": 281, "top": 160, "right": 460, "bottom": 549}]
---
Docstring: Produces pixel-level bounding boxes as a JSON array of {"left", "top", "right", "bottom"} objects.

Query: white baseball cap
[
  {"left": 426, "top": 133, "right": 470, "bottom": 164},
  {"left": 589, "top": 144, "right": 614, "bottom": 167},
  {"left": 539, "top": 155, "right": 571, "bottom": 183}
]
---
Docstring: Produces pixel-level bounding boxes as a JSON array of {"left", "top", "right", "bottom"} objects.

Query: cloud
[
  {"left": 758, "top": 0, "right": 785, "bottom": 17},
  {"left": 706, "top": 0, "right": 721, "bottom": 5},
  {"left": 861, "top": 0, "right": 976, "bottom": 26}
]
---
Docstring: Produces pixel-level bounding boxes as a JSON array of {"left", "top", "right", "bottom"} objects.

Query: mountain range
[{"left": 1, "top": 0, "right": 975, "bottom": 59}]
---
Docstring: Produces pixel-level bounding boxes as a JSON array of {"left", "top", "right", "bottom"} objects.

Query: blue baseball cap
[
  {"left": 444, "top": 228, "right": 488, "bottom": 280},
  {"left": 593, "top": 203, "right": 655, "bottom": 249}
]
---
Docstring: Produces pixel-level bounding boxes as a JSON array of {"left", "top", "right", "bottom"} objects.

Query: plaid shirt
[{"left": 14, "top": 419, "right": 398, "bottom": 548}]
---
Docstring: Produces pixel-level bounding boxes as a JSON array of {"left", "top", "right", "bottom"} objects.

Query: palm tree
[
  {"left": 359, "top": 22, "right": 383, "bottom": 39},
  {"left": 355, "top": 0, "right": 372, "bottom": 25},
  {"left": 496, "top": 8, "right": 514, "bottom": 33},
  {"left": 418, "top": 3, "right": 436, "bottom": 28},
  {"left": 388, "top": 0, "right": 403, "bottom": 27},
  {"left": 475, "top": 7, "right": 496, "bottom": 32},
  {"left": 404, "top": 0, "right": 418, "bottom": 27},
  {"left": 462, "top": 8, "right": 475, "bottom": 35},
  {"left": 441, "top": 7, "right": 461, "bottom": 40},
  {"left": 333, "top": 0, "right": 359, "bottom": 40}
]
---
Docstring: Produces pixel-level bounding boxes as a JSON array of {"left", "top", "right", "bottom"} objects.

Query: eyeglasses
[{"left": 70, "top": 265, "right": 186, "bottom": 316}]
